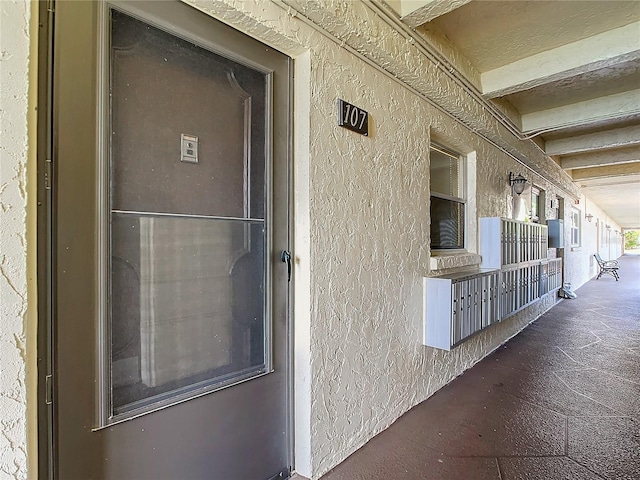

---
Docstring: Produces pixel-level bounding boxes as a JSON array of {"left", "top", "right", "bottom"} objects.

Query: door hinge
[
  {"left": 45, "top": 375, "right": 53, "bottom": 405},
  {"left": 44, "top": 158, "right": 52, "bottom": 190},
  {"left": 47, "top": 0, "right": 55, "bottom": 13}
]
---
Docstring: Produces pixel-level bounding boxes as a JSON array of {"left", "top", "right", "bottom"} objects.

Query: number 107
[{"left": 343, "top": 104, "right": 367, "bottom": 130}]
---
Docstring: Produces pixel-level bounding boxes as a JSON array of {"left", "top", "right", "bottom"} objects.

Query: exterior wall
[
  {"left": 0, "top": 1, "right": 625, "bottom": 479},
  {"left": 184, "top": 2, "right": 590, "bottom": 478},
  {"left": 562, "top": 193, "right": 622, "bottom": 292},
  {"left": 0, "top": 1, "right": 36, "bottom": 479}
]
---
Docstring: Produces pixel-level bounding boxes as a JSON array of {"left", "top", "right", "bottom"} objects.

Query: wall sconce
[
  {"left": 509, "top": 172, "right": 527, "bottom": 195},
  {"left": 606, "top": 224, "right": 611, "bottom": 230},
  {"left": 585, "top": 213, "right": 594, "bottom": 222}
]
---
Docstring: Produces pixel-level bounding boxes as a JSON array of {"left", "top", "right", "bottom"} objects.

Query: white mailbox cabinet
[
  {"left": 423, "top": 269, "right": 500, "bottom": 350},
  {"left": 547, "top": 257, "right": 563, "bottom": 292},
  {"left": 424, "top": 219, "right": 563, "bottom": 351},
  {"left": 479, "top": 217, "right": 548, "bottom": 269}
]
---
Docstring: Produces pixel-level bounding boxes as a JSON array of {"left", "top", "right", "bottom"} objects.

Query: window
[
  {"left": 531, "top": 187, "right": 540, "bottom": 223},
  {"left": 570, "top": 207, "right": 580, "bottom": 246},
  {"left": 430, "top": 144, "right": 465, "bottom": 249}
]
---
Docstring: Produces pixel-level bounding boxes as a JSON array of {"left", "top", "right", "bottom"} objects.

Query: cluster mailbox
[
  {"left": 479, "top": 217, "right": 548, "bottom": 269},
  {"left": 423, "top": 218, "right": 563, "bottom": 351},
  {"left": 423, "top": 269, "right": 500, "bottom": 351}
]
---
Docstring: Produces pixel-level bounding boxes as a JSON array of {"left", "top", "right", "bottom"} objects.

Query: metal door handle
[{"left": 281, "top": 250, "right": 292, "bottom": 282}]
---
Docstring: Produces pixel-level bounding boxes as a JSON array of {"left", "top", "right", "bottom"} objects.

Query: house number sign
[{"left": 337, "top": 98, "right": 369, "bottom": 136}]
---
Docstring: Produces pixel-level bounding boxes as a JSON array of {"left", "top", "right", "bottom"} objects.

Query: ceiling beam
[
  {"left": 561, "top": 147, "right": 640, "bottom": 170},
  {"left": 481, "top": 22, "right": 640, "bottom": 98},
  {"left": 520, "top": 89, "right": 640, "bottom": 133},
  {"left": 571, "top": 161, "right": 640, "bottom": 181},
  {"left": 545, "top": 125, "right": 640, "bottom": 156},
  {"left": 399, "top": 0, "right": 473, "bottom": 28}
]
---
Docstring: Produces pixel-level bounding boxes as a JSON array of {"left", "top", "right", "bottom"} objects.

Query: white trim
[
  {"left": 430, "top": 143, "right": 467, "bottom": 251},
  {"left": 570, "top": 207, "right": 581, "bottom": 247},
  {"left": 292, "top": 50, "right": 312, "bottom": 479}
]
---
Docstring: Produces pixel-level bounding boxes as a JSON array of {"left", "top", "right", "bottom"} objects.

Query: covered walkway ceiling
[{"left": 390, "top": 0, "right": 640, "bottom": 228}]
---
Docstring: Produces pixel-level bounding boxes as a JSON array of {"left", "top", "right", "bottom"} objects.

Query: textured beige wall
[
  {"left": 0, "top": 0, "right": 620, "bottom": 479},
  {"left": 0, "top": 1, "right": 36, "bottom": 479},
  {"left": 184, "top": 1, "right": 617, "bottom": 478},
  {"left": 562, "top": 194, "right": 622, "bottom": 292}
]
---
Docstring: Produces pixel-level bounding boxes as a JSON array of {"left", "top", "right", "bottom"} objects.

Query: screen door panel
[
  {"left": 108, "top": 10, "right": 270, "bottom": 419},
  {"left": 111, "top": 215, "right": 266, "bottom": 413},
  {"left": 110, "top": 9, "right": 265, "bottom": 220}
]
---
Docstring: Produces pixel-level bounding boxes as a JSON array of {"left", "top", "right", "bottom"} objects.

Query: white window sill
[{"left": 430, "top": 251, "right": 482, "bottom": 271}]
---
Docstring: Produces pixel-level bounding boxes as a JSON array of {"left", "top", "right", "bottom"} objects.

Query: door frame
[
  {"left": 36, "top": 1, "right": 295, "bottom": 477},
  {"left": 36, "top": 1, "right": 54, "bottom": 479}
]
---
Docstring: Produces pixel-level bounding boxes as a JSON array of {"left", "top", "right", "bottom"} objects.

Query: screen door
[{"left": 51, "top": 1, "right": 291, "bottom": 479}]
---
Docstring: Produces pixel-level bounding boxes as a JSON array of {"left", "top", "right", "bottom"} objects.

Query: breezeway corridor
[{"left": 320, "top": 255, "right": 640, "bottom": 480}]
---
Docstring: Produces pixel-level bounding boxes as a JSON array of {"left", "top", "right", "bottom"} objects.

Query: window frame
[
  {"left": 429, "top": 143, "right": 466, "bottom": 251},
  {"left": 530, "top": 186, "right": 541, "bottom": 223},
  {"left": 570, "top": 207, "right": 581, "bottom": 246}
]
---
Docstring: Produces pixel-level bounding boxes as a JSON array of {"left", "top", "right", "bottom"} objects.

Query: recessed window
[
  {"left": 430, "top": 144, "right": 465, "bottom": 250},
  {"left": 531, "top": 187, "right": 541, "bottom": 223},
  {"left": 570, "top": 207, "right": 581, "bottom": 246}
]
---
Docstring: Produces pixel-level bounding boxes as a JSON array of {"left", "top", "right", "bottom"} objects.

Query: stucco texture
[
  {"left": 0, "top": 1, "right": 32, "bottom": 479},
  {"left": 562, "top": 194, "right": 623, "bottom": 293},
  {"left": 0, "top": 0, "right": 621, "bottom": 478},
  {"left": 184, "top": 1, "right": 621, "bottom": 478}
]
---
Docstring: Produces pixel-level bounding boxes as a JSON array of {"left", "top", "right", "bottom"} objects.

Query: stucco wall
[
  {"left": 185, "top": 2, "right": 592, "bottom": 478},
  {"left": 0, "top": 1, "right": 34, "bottom": 479},
  {"left": 562, "top": 193, "right": 622, "bottom": 293},
  {"left": 0, "top": 0, "right": 622, "bottom": 479}
]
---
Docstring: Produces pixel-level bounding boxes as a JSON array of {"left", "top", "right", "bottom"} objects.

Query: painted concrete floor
[{"left": 320, "top": 255, "right": 640, "bottom": 480}]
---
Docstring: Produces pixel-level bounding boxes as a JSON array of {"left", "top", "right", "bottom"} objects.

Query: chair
[{"left": 594, "top": 253, "right": 620, "bottom": 281}]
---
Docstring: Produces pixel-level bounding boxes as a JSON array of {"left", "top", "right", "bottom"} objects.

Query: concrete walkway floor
[{"left": 321, "top": 255, "right": 640, "bottom": 480}]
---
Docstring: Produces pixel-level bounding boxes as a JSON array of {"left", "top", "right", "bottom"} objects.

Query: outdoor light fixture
[
  {"left": 606, "top": 224, "right": 611, "bottom": 230},
  {"left": 509, "top": 172, "right": 527, "bottom": 195},
  {"left": 585, "top": 213, "right": 594, "bottom": 222}
]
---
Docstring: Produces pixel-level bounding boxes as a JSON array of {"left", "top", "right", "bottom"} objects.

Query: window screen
[
  {"left": 430, "top": 197, "right": 465, "bottom": 249},
  {"left": 570, "top": 208, "right": 580, "bottom": 246},
  {"left": 430, "top": 144, "right": 465, "bottom": 250},
  {"left": 430, "top": 147, "right": 461, "bottom": 198},
  {"left": 531, "top": 187, "right": 540, "bottom": 223}
]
